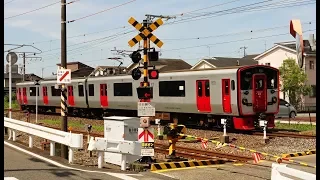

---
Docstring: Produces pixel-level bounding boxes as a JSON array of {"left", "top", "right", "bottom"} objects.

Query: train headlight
[
  {"left": 272, "top": 97, "right": 277, "bottom": 103},
  {"left": 242, "top": 98, "right": 248, "bottom": 105}
]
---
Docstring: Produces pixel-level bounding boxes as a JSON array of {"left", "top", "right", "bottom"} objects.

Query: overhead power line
[
  {"left": 4, "top": 1, "right": 60, "bottom": 20},
  {"left": 162, "top": 29, "right": 316, "bottom": 52},
  {"left": 4, "top": 0, "right": 17, "bottom": 5},
  {"left": 166, "top": 0, "right": 315, "bottom": 26},
  {"left": 67, "top": 0, "right": 137, "bottom": 23},
  {"left": 29, "top": 26, "right": 127, "bottom": 44},
  {"left": 162, "top": 21, "right": 315, "bottom": 41}
]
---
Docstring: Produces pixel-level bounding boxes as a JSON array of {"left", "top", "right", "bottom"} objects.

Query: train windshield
[{"left": 240, "top": 67, "right": 278, "bottom": 90}]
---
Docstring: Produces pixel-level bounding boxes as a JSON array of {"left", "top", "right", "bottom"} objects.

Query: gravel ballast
[{"left": 7, "top": 112, "right": 316, "bottom": 164}]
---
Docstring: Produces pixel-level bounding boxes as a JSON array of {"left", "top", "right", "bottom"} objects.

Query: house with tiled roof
[{"left": 191, "top": 56, "right": 258, "bottom": 70}]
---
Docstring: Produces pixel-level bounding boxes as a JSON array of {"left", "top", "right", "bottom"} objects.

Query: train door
[
  {"left": 42, "top": 86, "right": 49, "bottom": 105},
  {"left": 252, "top": 74, "right": 267, "bottom": 112},
  {"left": 222, "top": 79, "right": 232, "bottom": 113},
  {"left": 68, "top": 86, "right": 75, "bottom": 106},
  {"left": 196, "top": 80, "right": 211, "bottom": 112},
  {"left": 17, "top": 88, "right": 22, "bottom": 104},
  {"left": 100, "top": 84, "right": 108, "bottom": 107},
  {"left": 22, "top": 87, "right": 28, "bottom": 104}
]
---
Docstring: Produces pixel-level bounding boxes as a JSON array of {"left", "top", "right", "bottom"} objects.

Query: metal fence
[{"left": 296, "top": 103, "right": 316, "bottom": 113}]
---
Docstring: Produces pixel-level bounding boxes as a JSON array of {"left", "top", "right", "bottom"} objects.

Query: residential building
[
  {"left": 253, "top": 39, "right": 316, "bottom": 111},
  {"left": 191, "top": 56, "right": 258, "bottom": 70}
]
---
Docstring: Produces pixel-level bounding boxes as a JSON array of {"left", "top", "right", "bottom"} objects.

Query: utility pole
[
  {"left": 23, "top": 53, "right": 26, "bottom": 81},
  {"left": 240, "top": 46, "right": 247, "bottom": 57},
  {"left": 60, "top": 0, "right": 68, "bottom": 160}
]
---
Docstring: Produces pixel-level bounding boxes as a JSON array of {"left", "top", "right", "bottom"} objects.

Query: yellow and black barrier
[
  {"left": 177, "top": 133, "right": 316, "bottom": 169},
  {"left": 282, "top": 149, "right": 316, "bottom": 158},
  {"left": 151, "top": 159, "right": 225, "bottom": 171}
]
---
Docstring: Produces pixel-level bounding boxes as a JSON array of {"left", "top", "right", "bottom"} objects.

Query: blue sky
[{"left": 4, "top": 0, "right": 316, "bottom": 78}]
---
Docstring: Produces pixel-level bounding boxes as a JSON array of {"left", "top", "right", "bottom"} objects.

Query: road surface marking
[
  {"left": 4, "top": 177, "right": 19, "bottom": 180},
  {"left": 4, "top": 141, "right": 141, "bottom": 180}
]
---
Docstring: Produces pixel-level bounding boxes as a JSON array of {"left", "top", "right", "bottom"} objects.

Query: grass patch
[
  {"left": 4, "top": 101, "right": 20, "bottom": 110},
  {"left": 41, "top": 119, "right": 104, "bottom": 132},
  {"left": 275, "top": 122, "right": 316, "bottom": 132}
]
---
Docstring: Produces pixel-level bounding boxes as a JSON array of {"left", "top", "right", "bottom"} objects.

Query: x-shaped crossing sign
[{"left": 128, "top": 17, "right": 164, "bottom": 48}]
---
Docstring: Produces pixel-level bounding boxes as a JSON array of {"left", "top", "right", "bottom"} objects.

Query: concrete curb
[
  {"left": 150, "top": 159, "right": 225, "bottom": 171},
  {"left": 281, "top": 149, "right": 316, "bottom": 158}
]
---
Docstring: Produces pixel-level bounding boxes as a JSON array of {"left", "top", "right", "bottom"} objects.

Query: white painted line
[
  {"left": 152, "top": 172, "right": 178, "bottom": 179},
  {"left": 4, "top": 177, "right": 19, "bottom": 180},
  {"left": 4, "top": 141, "right": 139, "bottom": 180}
]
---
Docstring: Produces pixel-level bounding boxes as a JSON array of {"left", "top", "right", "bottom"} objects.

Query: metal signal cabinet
[{"left": 103, "top": 116, "right": 141, "bottom": 166}]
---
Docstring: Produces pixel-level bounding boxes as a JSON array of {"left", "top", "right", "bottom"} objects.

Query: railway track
[
  {"left": 6, "top": 109, "right": 316, "bottom": 139},
  {"left": 154, "top": 143, "right": 252, "bottom": 162},
  {"left": 252, "top": 132, "right": 316, "bottom": 139}
]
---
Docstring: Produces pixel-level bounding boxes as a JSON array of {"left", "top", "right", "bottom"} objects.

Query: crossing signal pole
[{"left": 127, "top": 14, "right": 174, "bottom": 163}]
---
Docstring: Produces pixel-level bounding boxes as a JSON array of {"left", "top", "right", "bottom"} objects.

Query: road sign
[
  {"left": 141, "top": 142, "right": 154, "bottom": 156},
  {"left": 57, "top": 69, "right": 71, "bottom": 84},
  {"left": 137, "top": 102, "right": 155, "bottom": 116},
  {"left": 128, "top": 17, "right": 164, "bottom": 48},
  {"left": 138, "top": 127, "right": 154, "bottom": 156},
  {"left": 6, "top": 52, "right": 18, "bottom": 65},
  {"left": 290, "top": 19, "right": 304, "bottom": 68},
  {"left": 138, "top": 128, "right": 154, "bottom": 142}
]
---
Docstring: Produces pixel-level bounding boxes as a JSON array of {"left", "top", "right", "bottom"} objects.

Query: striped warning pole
[{"left": 178, "top": 133, "right": 316, "bottom": 168}]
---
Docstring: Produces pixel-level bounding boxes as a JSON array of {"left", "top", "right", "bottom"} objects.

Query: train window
[
  {"left": 224, "top": 80, "right": 229, "bottom": 95},
  {"left": 231, "top": 80, "right": 235, "bottom": 90},
  {"left": 255, "top": 79, "right": 264, "bottom": 90},
  {"left": 159, "top": 81, "right": 185, "bottom": 97},
  {"left": 29, "top": 87, "right": 39, "bottom": 96},
  {"left": 78, "top": 85, "right": 84, "bottom": 97},
  {"left": 51, "top": 86, "right": 60, "bottom": 96},
  {"left": 205, "top": 81, "right": 210, "bottom": 97},
  {"left": 88, "top": 84, "right": 94, "bottom": 96},
  {"left": 197, "top": 81, "right": 202, "bottom": 97},
  {"left": 114, "top": 83, "right": 133, "bottom": 96}
]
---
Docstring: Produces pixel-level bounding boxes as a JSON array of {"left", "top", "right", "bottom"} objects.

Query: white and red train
[{"left": 16, "top": 64, "right": 280, "bottom": 131}]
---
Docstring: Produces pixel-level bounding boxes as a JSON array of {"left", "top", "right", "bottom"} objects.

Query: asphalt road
[{"left": 4, "top": 145, "right": 130, "bottom": 180}]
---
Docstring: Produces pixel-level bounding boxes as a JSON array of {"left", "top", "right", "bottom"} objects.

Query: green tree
[{"left": 279, "top": 58, "right": 311, "bottom": 108}]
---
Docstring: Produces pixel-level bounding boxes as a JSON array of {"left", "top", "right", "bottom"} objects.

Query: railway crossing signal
[
  {"left": 136, "top": 86, "right": 153, "bottom": 99},
  {"left": 128, "top": 17, "right": 164, "bottom": 48},
  {"left": 131, "top": 68, "right": 142, "bottom": 80},
  {"left": 148, "top": 69, "right": 159, "bottom": 79},
  {"left": 130, "top": 50, "right": 141, "bottom": 64}
]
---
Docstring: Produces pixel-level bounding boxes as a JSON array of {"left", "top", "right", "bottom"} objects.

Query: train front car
[{"left": 235, "top": 65, "right": 280, "bottom": 130}]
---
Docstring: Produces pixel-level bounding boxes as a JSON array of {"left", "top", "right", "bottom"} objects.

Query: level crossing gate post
[
  {"left": 259, "top": 120, "right": 269, "bottom": 143},
  {"left": 29, "top": 136, "right": 33, "bottom": 148},
  {"left": 220, "top": 118, "right": 229, "bottom": 143}
]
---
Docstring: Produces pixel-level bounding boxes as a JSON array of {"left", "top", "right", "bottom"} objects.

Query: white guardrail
[
  {"left": 88, "top": 137, "right": 142, "bottom": 170},
  {"left": 4, "top": 117, "right": 83, "bottom": 163},
  {"left": 271, "top": 163, "right": 316, "bottom": 180}
]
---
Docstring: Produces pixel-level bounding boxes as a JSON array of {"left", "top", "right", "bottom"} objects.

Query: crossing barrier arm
[{"left": 178, "top": 133, "right": 316, "bottom": 168}]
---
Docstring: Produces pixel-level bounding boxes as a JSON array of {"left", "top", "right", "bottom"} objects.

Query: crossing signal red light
[
  {"left": 148, "top": 69, "right": 159, "bottom": 79},
  {"left": 136, "top": 87, "right": 153, "bottom": 99},
  {"left": 131, "top": 68, "right": 141, "bottom": 80},
  {"left": 130, "top": 51, "right": 141, "bottom": 63}
]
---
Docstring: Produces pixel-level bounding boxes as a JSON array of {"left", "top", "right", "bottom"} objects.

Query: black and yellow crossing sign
[{"left": 128, "top": 17, "right": 164, "bottom": 48}]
